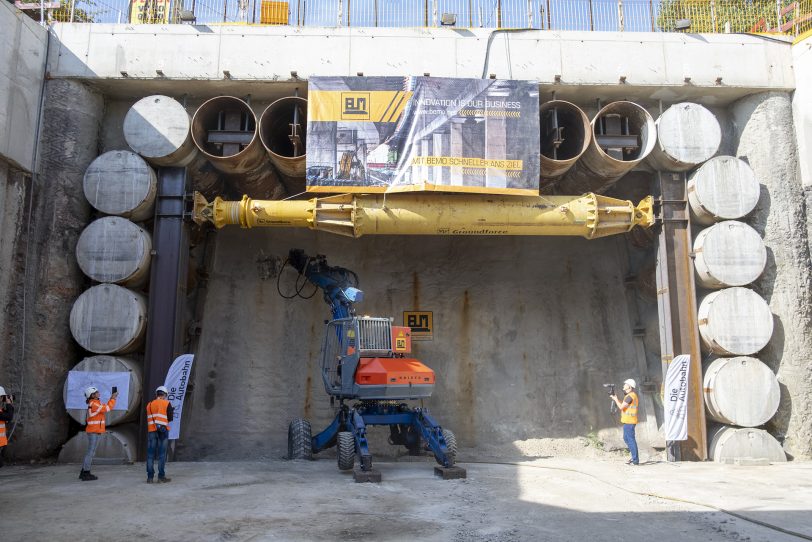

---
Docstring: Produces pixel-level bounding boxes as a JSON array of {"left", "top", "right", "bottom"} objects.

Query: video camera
[{"left": 602, "top": 383, "right": 618, "bottom": 414}]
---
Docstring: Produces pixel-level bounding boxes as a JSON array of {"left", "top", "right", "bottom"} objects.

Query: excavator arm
[{"left": 287, "top": 249, "right": 363, "bottom": 320}]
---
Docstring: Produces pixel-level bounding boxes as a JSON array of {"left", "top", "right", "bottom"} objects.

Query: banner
[
  {"left": 663, "top": 354, "right": 691, "bottom": 441},
  {"left": 164, "top": 353, "right": 194, "bottom": 440},
  {"left": 130, "top": 0, "right": 171, "bottom": 24},
  {"left": 65, "top": 371, "right": 130, "bottom": 411},
  {"left": 307, "top": 76, "right": 540, "bottom": 195}
]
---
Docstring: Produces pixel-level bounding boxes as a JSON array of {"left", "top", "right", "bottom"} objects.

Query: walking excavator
[{"left": 282, "top": 248, "right": 459, "bottom": 477}]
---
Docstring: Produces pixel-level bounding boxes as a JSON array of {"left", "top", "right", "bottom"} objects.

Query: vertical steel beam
[
  {"left": 140, "top": 167, "right": 190, "bottom": 458},
  {"left": 655, "top": 171, "right": 707, "bottom": 460}
]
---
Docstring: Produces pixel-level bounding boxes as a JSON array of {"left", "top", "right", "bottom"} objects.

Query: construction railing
[{"left": 20, "top": 0, "right": 812, "bottom": 36}]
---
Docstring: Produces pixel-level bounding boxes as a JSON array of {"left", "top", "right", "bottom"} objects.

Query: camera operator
[
  {"left": 0, "top": 385, "right": 13, "bottom": 468},
  {"left": 610, "top": 379, "right": 639, "bottom": 465}
]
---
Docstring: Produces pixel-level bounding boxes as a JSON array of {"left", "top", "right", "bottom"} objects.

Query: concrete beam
[{"left": 47, "top": 24, "right": 794, "bottom": 105}]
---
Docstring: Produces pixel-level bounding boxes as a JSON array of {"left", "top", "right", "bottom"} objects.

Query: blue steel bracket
[
  {"left": 349, "top": 409, "right": 373, "bottom": 470},
  {"left": 412, "top": 408, "right": 453, "bottom": 467},
  {"left": 311, "top": 407, "right": 346, "bottom": 453}
]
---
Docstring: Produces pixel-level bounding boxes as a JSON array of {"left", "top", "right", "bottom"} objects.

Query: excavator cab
[{"left": 321, "top": 316, "right": 434, "bottom": 400}]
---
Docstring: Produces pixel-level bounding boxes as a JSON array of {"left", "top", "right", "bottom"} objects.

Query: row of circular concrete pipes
[
  {"left": 671, "top": 154, "right": 783, "bottom": 461},
  {"left": 124, "top": 95, "right": 721, "bottom": 199},
  {"left": 125, "top": 95, "right": 307, "bottom": 199}
]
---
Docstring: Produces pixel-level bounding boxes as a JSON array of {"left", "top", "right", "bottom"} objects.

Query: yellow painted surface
[{"left": 193, "top": 192, "right": 654, "bottom": 240}]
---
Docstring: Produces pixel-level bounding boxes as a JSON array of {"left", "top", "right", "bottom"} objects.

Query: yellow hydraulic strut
[{"left": 192, "top": 192, "right": 654, "bottom": 240}]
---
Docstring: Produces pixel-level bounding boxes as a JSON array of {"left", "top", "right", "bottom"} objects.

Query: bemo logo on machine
[{"left": 341, "top": 92, "right": 370, "bottom": 120}]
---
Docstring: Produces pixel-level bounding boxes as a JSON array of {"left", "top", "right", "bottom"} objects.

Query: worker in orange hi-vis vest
[
  {"left": 0, "top": 385, "right": 14, "bottom": 468},
  {"left": 80, "top": 386, "right": 118, "bottom": 481},
  {"left": 610, "top": 379, "right": 639, "bottom": 466},
  {"left": 145, "top": 386, "right": 174, "bottom": 484}
]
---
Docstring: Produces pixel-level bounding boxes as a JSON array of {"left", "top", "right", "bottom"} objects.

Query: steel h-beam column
[
  {"left": 655, "top": 171, "right": 707, "bottom": 460},
  {"left": 140, "top": 167, "right": 191, "bottom": 458}
]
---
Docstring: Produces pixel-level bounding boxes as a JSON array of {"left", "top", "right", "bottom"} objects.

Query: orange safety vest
[
  {"left": 146, "top": 398, "right": 171, "bottom": 432},
  {"left": 86, "top": 397, "right": 115, "bottom": 434},
  {"left": 0, "top": 420, "right": 7, "bottom": 447},
  {"left": 620, "top": 391, "right": 639, "bottom": 424}
]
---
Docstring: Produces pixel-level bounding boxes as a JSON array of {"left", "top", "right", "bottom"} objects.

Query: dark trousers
[
  {"left": 146, "top": 427, "right": 169, "bottom": 479},
  {"left": 623, "top": 423, "right": 639, "bottom": 464}
]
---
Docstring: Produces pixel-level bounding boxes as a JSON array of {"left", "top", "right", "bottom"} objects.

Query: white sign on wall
[{"left": 65, "top": 371, "right": 130, "bottom": 411}]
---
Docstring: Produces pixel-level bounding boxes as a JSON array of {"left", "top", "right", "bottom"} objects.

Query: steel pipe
[
  {"left": 123, "top": 95, "right": 222, "bottom": 196},
  {"left": 193, "top": 192, "right": 654, "bottom": 240},
  {"left": 539, "top": 100, "right": 591, "bottom": 187},
  {"left": 259, "top": 96, "right": 307, "bottom": 194},
  {"left": 557, "top": 101, "right": 656, "bottom": 194},
  {"left": 191, "top": 96, "right": 284, "bottom": 200}
]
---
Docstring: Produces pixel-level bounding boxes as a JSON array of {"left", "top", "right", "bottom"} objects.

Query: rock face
[
  {"left": 733, "top": 91, "right": 812, "bottom": 459},
  {"left": 0, "top": 80, "right": 103, "bottom": 460}
]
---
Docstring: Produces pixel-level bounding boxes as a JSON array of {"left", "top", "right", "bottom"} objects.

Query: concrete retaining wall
[{"left": 0, "top": 2, "right": 47, "bottom": 172}]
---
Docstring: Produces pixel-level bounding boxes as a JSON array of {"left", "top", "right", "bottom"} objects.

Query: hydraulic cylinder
[{"left": 193, "top": 192, "right": 654, "bottom": 240}]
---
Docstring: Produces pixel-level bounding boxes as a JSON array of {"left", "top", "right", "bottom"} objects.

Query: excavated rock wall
[
  {"left": 733, "top": 92, "right": 812, "bottom": 459},
  {"left": 0, "top": 80, "right": 103, "bottom": 460}
]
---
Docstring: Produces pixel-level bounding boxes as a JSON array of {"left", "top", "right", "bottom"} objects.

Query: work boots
[{"left": 79, "top": 469, "right": 98, "bottom": 481}]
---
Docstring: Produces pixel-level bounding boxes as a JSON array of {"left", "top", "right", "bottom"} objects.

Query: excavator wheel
[
  {"left": 287, "top": 418, "right": 313, "bottom": 460},
  {"left": 337, "top": 431, "right": 356, "bottom": 471},
  {"left": 437, "top": 429, "right": 457, "bottom": 467}
]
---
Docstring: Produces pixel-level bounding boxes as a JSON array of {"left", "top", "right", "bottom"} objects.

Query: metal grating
[{"left": 358, "top": 317, "right": 392, "bottom": 355}]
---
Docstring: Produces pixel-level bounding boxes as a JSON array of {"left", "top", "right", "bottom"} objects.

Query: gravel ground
[{"left": 1, "top": 455, "right": 810, "bottom": 542}]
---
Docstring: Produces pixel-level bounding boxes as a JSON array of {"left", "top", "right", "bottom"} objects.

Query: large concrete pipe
[
  {"left": 688, "top": 156, "right": 760, "bottom": 225},
  {"left": 708, "top": 425, "right": 786, "bottom": 463},
  {"left": 557, "top": 101, "right": 656, "bottom": 194},
  {"left": 70, "top": 284, "right": 147, "bottom": 354},
  {"left": 58, "top": 423, "right": 138, "bottom": 464},
  {"left": 192, "top": 96, "right": 284, "bottom": 200},
  {"left": 83, "top": 150, "right": 156, "bottom": 222},
  {"left": 703, "top": 357, "right": 779, "bottom": 427},
  {"left": 647, "top": 102, "right": 721, "bottom": 172},
  {"left": 193, "top": 192, "right": 654, "bottom": 240},
  {"left": 693, "top": 221, "right": 766, "bottom": 289},
  {"left": 697, "top": 287, "right": 773, "bottom": 356},
  {"left": 62, "top": 355, "right": 143, "bottom": 427},
  {"left": 259, "top": 96, "right": 307, "bottom": 194},
  {"left": 539, "top": 100, "right": 591, "bottom": 187},
  {"left": 76, "top": 217, "right": 152, "bottom": 288},
  {"left": 123, "top": 95, "right": 221, "bottom": 196}
]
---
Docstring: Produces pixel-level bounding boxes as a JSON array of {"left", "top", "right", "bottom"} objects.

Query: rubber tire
[
  {"left": 287, "top": 418, "right": 313, "bottom": 460},
  {"left": 439, "top": 429, "right": 457, "bottom": 467},
  {"left": 337, "top": 431, "right": 356, "bottom": 471}
]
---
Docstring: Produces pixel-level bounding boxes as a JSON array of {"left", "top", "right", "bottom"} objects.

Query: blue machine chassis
[{"left": 312, "top": 402, "right": 455, "bottom": 471}]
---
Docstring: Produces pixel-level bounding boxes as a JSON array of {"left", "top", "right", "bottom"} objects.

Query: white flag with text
[
  {"left": 664, "top": 354, "right": 691, "bottom": 441},
  {"left": 164, "top": 354, "right": 194, "bottom": 440}
]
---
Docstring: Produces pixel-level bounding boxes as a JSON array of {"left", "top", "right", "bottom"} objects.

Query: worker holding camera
[
  {"left": 610, "top": 379, "right": 639, "bottom": 465},
  {"left": 145, "top": 386, "right": 174, "bottom": 484},
  {"left": 80, "top": 386, "right": 118, "bottom": 481},
  {"left": 0, "top": 385, "right": 14, "bottom": 468}
]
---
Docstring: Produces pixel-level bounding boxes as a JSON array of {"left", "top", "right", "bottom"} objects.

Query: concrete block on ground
[
  {"left": 353, "top": 468, "right": 382, "bottom": 483},
  {"left": 434, "top": 466, "right": 467, "bottom": 479}
]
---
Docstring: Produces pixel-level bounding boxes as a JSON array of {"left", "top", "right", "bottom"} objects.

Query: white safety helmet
[
  {"left": 156, "top": 386, "right": 168, "bottom": 396},
  {"left": 84, "top": 386, "right": 99, "bottom": 399},
  {"left": 0, "top": 386, "right": 6, "bottom": 396},
  {"left": 623, "top": 379, "right": 637, "bottom": 389}
]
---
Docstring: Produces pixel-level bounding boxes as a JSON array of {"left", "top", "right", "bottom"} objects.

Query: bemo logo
[{"left": 341, "top": 92, "right": 370, "bottom": 120}]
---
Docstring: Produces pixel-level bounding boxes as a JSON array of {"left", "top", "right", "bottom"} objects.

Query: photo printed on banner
[{"left": 307, "top": 76, "right": 540, "bottom": 195}]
